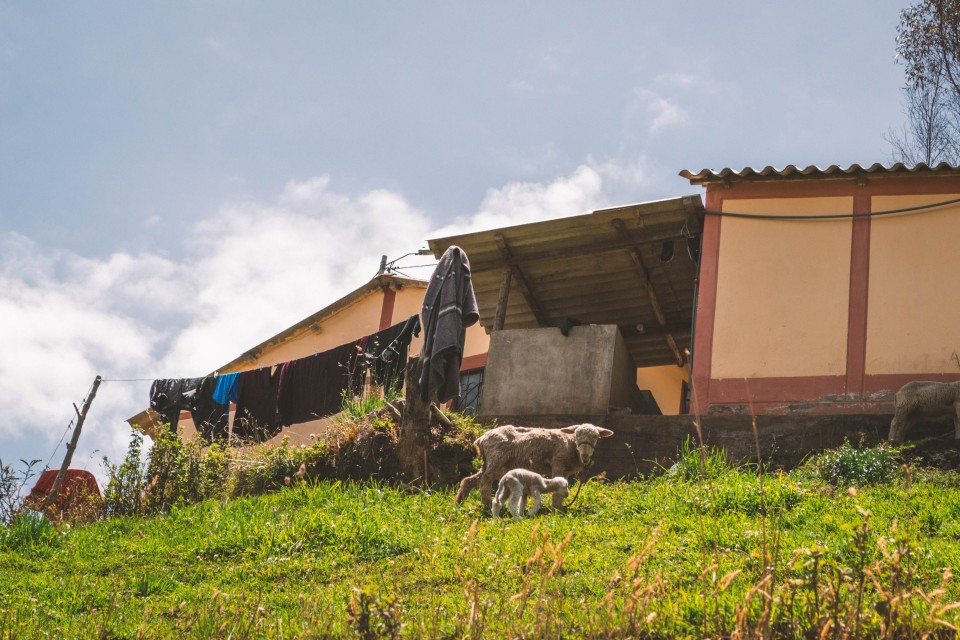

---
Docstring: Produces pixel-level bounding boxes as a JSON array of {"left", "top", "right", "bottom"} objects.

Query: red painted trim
[
  {"left": 864, "top": 373, "right": 960, "bottom": 395},
  {"left": 460, "top": 353, "right": 488, "bottom": 372},
  {"left": 845, "top": 194, "right": 871, "bottom": 397},
  {"left": 379, "top": 288, "right": 397, "bottom": 330},
  {"left": 699, "top": 372, "right": 960, "bottom": 414},
  {"left": 689, "top": 186, "right": 723, "bottom": 414},
  {"left": 709, "top": 375, "right": 846, "bottom": 405}
]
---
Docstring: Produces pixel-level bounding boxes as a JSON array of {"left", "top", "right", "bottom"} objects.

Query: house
[
  {"left": 129, "top": 162, "right": 960, "bottom": 473},
  {"left": 421, "top": 164, "right": 960, "bottom": 477},
  {"left": 680, "top": 162, "right": 960, "bottom": 415},
  {"left": 128, "top": 271, "right": 490, "bottom": 445}
]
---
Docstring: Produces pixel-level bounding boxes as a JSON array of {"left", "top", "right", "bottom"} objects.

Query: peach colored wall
[
  {"left": 241, "top": 294, "right": 388, "bottom": 369},
  {"left": 866, "top": 194, "right": 960, "bottom": 374},
  {"left": 463, "top": 323, "right": 490, "bottom": 358},
  {"left": 636, "top": 364, "right": 688, "bottom": 415},
  {"left": 216, "top": 283, "right": 491, "bottom": 376},
  {"left": 711, "top": 197, "right": 853, "bottom": 378}
]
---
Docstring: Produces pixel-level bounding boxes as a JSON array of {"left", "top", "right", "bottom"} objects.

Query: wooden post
[
  {"left": 398, "top": 358, "right": 432, "bottom": 483},
  {"left": 43, "top": 375, "right": 101, "bottom": 511},
  {"left": 493, "top": 267, "right": 512, "bottom": 331}
]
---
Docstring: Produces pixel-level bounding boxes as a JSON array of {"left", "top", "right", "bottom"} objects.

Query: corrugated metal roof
[
  {"left": 427, "top": 196, "right": 704, "bottom": 368},
  {"left": 680, "top": 162, "right": 960, "bottom": 185}
]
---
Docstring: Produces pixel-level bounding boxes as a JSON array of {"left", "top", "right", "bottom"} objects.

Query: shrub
[
  {"left": 102, "top": 431, "right": 148, "bottom": 517},
  {"left": 103, "top": 428, "right": 230, "bottom": 517},
  {"left": 0, "top": 458, "right": 39, "bottom": 527},
  {"left": 810, "top": 440, "right": 900, "bottom": 487},
  {"left": 143, "top": 428, "right": 229, "bottom": 512}
]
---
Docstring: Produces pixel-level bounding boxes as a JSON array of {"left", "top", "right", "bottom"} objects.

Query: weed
[
  {"left": 667, "top": 435, "right": 732, "bottom": 482},
  {"left": 809, "top": 440, "right": 902, "bottom": 487},
  {"left": 0, "top": 509, "right": 57, "bottom": 551},
  {"left": 102, "top": 428, "right": 229, "bottom": 517},
  {"left": 0, "top": 458, "right": 40, "bottom": 526},
  {"left": 347, "top": 587, "right": 403, "bottom": 640}
]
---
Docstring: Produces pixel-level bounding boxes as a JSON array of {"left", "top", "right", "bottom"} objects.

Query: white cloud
[
  {"left": 0, "top": 162, "right": 651, "bottom": 485},
  {"left": 623, "top": 88, "right": 691, "bottom": 138},
  {"left": 644, "top": 89, "right": 690, "bottom": 135},
  {"left": 432, "top": 164, "right": 608, "bottom": 237}
]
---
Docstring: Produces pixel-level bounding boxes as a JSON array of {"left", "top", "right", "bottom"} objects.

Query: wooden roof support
[
  {"left": 494, "top": 233, "right": 550, "bottom": 327},
  {"left": 468, "top": 226, "right": 690, "bottom": 270},
  {"left": 493, "top": 267, "right": 512, "bottom": 331},
  {"left": 611, "top": 219, "right": 685, "bottom": 367}
]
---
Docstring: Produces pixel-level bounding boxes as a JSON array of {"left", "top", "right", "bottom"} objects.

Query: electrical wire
[
  {"left": 40, "top": 419, "right": 75, "bottom": 472},
  {"left": 704, "top": 195, "right": 960, "bottom": 220}
]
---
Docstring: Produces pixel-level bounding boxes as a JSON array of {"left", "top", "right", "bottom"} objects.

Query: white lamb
[{"left": 492, "top": 468, "right": 569, "bottom": 519}]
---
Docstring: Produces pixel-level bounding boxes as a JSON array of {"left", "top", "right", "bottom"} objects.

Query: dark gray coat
[{"left": 419, "top": 245, "right": 479, "bottom": 403}]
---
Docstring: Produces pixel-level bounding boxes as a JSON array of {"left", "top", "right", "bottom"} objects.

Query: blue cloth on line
[{"left": 212, "top": 372, "right": 240, "bottom": 405}]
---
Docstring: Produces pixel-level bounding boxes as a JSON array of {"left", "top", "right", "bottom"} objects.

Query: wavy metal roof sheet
[
  {"left": 427, "top": 196, "right": 705, "bottom": 368},
  {"left": 680, "top": 162, "right": 960, "bottom": 185}
]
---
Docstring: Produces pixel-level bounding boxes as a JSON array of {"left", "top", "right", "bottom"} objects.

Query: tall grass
[
  {"left": 7, "top": 393, "right": 960, "bottom": 637},
  {"left": 4, "top": 461, "right": 960, "bottom": 638}
]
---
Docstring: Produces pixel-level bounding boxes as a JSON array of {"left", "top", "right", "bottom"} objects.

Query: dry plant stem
[{"left": 689, "top": 379, "right": 723, "bottom": 637}]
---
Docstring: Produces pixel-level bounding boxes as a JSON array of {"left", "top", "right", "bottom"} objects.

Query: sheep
[
  {"left": 888, "top": 380, "right": 960, "bottom": 443},
  {"left": 455, "top": 423, "right": 614, "bottom": 508},
  {"left": 492, "top": 468, "right": 569, "bottom": 519}
]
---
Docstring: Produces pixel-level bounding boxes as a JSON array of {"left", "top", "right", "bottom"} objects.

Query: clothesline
[{"left": 146, "top": 314, "right": 422, "bottom": 445}]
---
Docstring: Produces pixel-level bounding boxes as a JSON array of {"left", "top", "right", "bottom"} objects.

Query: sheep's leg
[
  {"left": 455, "top": 472, "right": 481, "bottom": 504},
  {"left": 492, "top": 484, "right": 506, "bottom": 519},
  {"left": 528, "top": 490, "right": 542, "bottom": 517},
  {"left": 479, "top": 474, "right": 496, "bottom": 510},
  {"left": 508, "top": 489, "right": 523, "bottom": 518}
]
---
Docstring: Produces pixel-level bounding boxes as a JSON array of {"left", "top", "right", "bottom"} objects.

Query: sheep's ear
[
  {"left": 560, "top": 426, "right": 579, "bottom": 434},
  {"left": 597, "top": 428, "right": 614, "bottom": 438}
]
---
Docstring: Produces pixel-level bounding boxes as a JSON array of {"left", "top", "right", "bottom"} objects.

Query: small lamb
[{"left": 492, "top": 468, "right": 569, "bottom": 519}]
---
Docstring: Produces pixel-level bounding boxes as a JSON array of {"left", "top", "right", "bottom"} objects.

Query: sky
[{"left": 0, "top": 1, "right": 915, "bottom": 488}]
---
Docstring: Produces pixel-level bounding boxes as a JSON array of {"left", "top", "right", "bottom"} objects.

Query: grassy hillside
[{"left": 5, "top": 442, "right": 960, "bottom": 639}]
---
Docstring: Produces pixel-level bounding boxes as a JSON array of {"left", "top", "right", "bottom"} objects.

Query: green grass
[{"left": 5, "top": 456, "right": 960, "bottom": 638}]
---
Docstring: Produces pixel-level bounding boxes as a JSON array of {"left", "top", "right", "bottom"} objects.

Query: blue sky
[{"left": 0, "top": 1, "right": 913, "bottom": 484}]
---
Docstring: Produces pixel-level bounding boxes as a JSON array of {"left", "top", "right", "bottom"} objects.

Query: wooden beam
[
  {"left": 493, "top": 267, "right": 512, "bottom": 331},
  {"left": 494, "top": 233, "right": 549, "bottom": 327},
  {"left": 612, "top": 219, "right": 685, "bottom": 367},
  {"left": 467, "top": 225, "right": 692, "bottom": 270}
]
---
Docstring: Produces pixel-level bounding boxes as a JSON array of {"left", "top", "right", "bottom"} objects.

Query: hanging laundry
[
  {"left": 149, "top": 377, "right": 228, "bottom": 443},
  {"left": 367, "top": 314, "right": 421, "bottom": 394},
  {"left": 233, "top": 367, "right": 280, "bottom": 441},
  {"left": 419, "top": 245, "right": 479, "bottom": 403},
  {"left": 276, "top": 340, "right": 366, "bottom": 427},
  {"left": 212, "top": 372, "right": 240, "bottom": 405},
  {"left": 190, "top": 376, "right": 228, "bottom": 444},
  {"left": 150, "top": 378, "right": 202, "bottom": 433}
]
